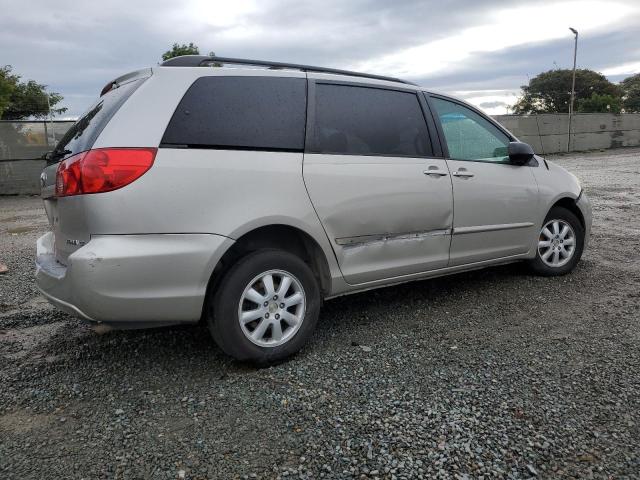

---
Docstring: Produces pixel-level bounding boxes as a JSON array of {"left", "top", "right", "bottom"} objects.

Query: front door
[
  {"left": 430, "top": 96, "right": 539, "bottom": 266},
  {"left": 304, "top": 81, "right": 454, "bottom": 284}
]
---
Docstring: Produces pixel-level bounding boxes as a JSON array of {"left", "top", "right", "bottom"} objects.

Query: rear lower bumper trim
[
  {"left": 35, "top": 231, "right": 233, "bottom": 325},
  {"left": 36, "top": 284, "right": 96, "bottom": 322}
]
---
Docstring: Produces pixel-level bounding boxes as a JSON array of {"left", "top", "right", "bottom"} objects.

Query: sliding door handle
[
  {"left": 452, "top": 171, "right": 474, "bottom": 178},
  {"left": 423, "top": 166, "right": 449, "bottom": 177}
]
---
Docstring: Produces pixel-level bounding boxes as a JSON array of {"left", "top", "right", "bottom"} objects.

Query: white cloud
[
  {"left": 190, "top": 0, "right": 259, "bottom": 27},
  {"left": 601, "top": 60, "right": 640, "bottom": 76},
  {"left": 355, "top": 1, "right": 638, "bottom": 79},
  {"left": 452, "top": 90, "right": 521, "bottom": 115},
  {"left": 3, "top": 0, "right": 638, "bottom": 117}
]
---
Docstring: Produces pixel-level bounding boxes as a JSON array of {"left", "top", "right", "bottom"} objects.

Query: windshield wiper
[{"left": 42, "top": 149, "right": 72, "bottom": 164}]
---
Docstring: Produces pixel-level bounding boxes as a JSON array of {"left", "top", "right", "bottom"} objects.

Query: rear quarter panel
[{"left": 76, "top": 148, "right": 343, "bottom": 284}]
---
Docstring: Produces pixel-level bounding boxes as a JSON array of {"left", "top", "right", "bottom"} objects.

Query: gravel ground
[{"left": 1, "top": 148, "right": 639, "bottom": 479}]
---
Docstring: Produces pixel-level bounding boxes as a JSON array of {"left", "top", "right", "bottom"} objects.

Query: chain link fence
[
  {"left": 0, "top": 120, "right": 74, "bottom": 194},
  {"left": 0, "top": 120, "right": 74, "bottom": 162}
]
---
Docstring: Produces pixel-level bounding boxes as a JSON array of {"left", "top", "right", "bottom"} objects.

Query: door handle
[
  {"left": 423, "top": 166, "right": 449, "bottom": 177},
  {"left": 452, "top": 170, "right": 474, "bottom": 178}
]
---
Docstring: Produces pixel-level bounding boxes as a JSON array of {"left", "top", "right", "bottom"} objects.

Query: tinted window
[
  {"left": 52, "top": 79, "right": 144, "bottom": 162},
  {"left": 312, "top": 84, "right": 432, "bottom": 157},
  {"left": 432, "top": 97, "right": 510, "bottom": 162},
  {"left": 162, "top": 76, "right": 306, "bottom": 151}
]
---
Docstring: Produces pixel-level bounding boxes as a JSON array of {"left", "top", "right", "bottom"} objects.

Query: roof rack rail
[{"left": 160, "top": 55, "right": 417, "bottom": 86}]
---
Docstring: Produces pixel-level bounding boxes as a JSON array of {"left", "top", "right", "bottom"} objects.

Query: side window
[
  {"left": 431, "top": 97, "right": 510, "bottom": 162},
  {"left": 162, "top": 76, "right": 306, "bottom": 151},
  {"left": 312, "top": 84, "right": 433, "bottom": 157}
]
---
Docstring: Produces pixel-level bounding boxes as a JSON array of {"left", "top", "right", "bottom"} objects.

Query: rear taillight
[{"left": 55, "top": 148, "right": 156, "bottom": 197}]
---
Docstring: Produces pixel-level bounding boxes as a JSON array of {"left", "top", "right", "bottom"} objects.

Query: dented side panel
[{"left": 303, "top": 153, "right": 454, "bottom": 284}]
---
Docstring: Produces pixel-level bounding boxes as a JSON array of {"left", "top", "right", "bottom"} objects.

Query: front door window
[{"left": 431, "top": 97, "right": 510, "bottom": 163}]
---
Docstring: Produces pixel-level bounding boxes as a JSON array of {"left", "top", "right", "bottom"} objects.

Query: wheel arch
[
  {"left": 549, "top": 196, "right": 586, "bottom": 230},
  {"left": 205, "top": 223, "right": 333, "bottom": 309}
]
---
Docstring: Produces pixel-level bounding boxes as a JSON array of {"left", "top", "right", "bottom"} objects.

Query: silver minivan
[{"left": 36, "top": 56, "right": 592, "bottom": 363}]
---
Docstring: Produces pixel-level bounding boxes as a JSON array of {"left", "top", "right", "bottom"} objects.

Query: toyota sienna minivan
[{"left": 36, "top": 55, "right": 592, "bottom": 363}]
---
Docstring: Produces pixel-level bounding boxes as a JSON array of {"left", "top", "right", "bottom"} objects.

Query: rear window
[
  {"left": 310, "top": 84, "right": 433, "bottom": 157},
  {"left": 52, "top": 79, "right": 144, "bottom": 162},
  {"left": 161, "top": 76, "right": 306, "bottom": 151}
]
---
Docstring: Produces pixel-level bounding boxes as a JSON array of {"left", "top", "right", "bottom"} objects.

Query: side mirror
[{"left": 508, "top": 141, "right": 535, "bottom": 165}]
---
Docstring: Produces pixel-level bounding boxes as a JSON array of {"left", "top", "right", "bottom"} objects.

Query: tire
[
  {"left": 206, "top": 249, "right": 321, "bottom": 364},
  {"left": 528, "top": 206, "right": 585, "bottom": 276}
]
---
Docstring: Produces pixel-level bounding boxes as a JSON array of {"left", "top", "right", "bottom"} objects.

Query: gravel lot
[{"left": 1, "top": 148, "right": 639, "bottom": 479}]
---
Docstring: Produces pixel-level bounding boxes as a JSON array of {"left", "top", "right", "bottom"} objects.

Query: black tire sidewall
[
  {"left": 207, "top": 249, "right": 321, "bottom": 364},
  {"left": 530, "top": 206, "right": 585, "bottom": 276}
]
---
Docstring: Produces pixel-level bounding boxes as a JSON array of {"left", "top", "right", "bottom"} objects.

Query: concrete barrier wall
[{"left": 493, "top": 113, "right": 640, "bottom": 155}]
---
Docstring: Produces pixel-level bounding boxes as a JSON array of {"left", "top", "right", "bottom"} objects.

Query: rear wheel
[
  {"left": 528, "top": 206, "right": 584, "bottom": 276},
  {"left": 207, "top": 249, "right": 321, "bottom": 364}
]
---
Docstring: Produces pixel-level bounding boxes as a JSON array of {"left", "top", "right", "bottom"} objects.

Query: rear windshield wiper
[{"left": 43, "top": 149, "right": 72, "bottom": 164}]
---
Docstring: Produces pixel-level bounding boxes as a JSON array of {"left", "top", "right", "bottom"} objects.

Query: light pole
[
  {"left": 45, "top": 93, "right": 57, "bottom": 146},
  {"left": 567, "top": 27, "right": 578, "bottom": 152}
]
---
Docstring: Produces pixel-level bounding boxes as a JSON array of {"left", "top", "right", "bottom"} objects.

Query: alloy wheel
[
  {"left": 237, "top": 269, "right": 306, "bottom": 347},
  {"left": 538, "top": 219, "right": 576, "bottom": 268}
]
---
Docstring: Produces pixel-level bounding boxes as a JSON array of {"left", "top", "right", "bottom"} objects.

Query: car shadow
[
  {"left": 34, "top": 260, "right": 593, "bottom": 376},
  {"left": 319, "top": 262, "right": 526, "bottom": 323}
]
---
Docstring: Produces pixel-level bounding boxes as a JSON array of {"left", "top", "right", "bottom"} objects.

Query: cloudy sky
[{"left": 2, "top": 0, "right": 639, "bottom": 118}]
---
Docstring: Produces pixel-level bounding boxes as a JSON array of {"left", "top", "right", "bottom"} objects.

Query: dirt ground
[{"left": 1, "top": 148, "right": 639, "bottom": 479}]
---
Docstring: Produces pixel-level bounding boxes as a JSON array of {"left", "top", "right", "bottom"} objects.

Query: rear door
[
  {"left": 429, "top": 95, "right": 539, "bottom": 266},
  {"left": 303, "top": 80, "right": 453, "bottom": 284}
]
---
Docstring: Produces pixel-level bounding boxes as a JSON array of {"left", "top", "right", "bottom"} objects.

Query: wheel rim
[
  {"left": 538, "top": 219, "right": 576, "bottom": 268},
  {"left": 238, "top": 269, "right": 306, "bottom": 348}
]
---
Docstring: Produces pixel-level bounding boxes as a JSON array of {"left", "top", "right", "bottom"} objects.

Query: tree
[
  {"left": 162, "top": 42, "right": 200, "bottom": 61},
  {"left": 161, "top": 43, "right": 217, "bottom": 62},
  {"left": 577, "top": 93, "right": 622, "bottom": 113},
  {"left": 513, "top": 69, "right": 621, "bottom": 114},
  {"left": 0, "top": 66, "right": 18, "bottom": 118},
  {"left": 0, "top": 65, "right": 66, "bottom": 120},
  {"left": 620, "top": 73, "right": 640, "bottom": 113}
]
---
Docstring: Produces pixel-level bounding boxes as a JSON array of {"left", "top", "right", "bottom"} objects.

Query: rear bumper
[{"left": 35, "top": 231, "right": 232, "bottom": 327}]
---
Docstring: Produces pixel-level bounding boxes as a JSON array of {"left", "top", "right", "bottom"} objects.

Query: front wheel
[
  {"left": 207, "top": 249, "right": 321, "bottom": 364},
  {"left": 528, "top": 206, "right": 585, "bottom": 276}
]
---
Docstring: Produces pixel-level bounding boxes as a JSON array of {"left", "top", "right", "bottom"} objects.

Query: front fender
[{"left": 532, "top": 160, "right": 582, "bottom": 225}]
